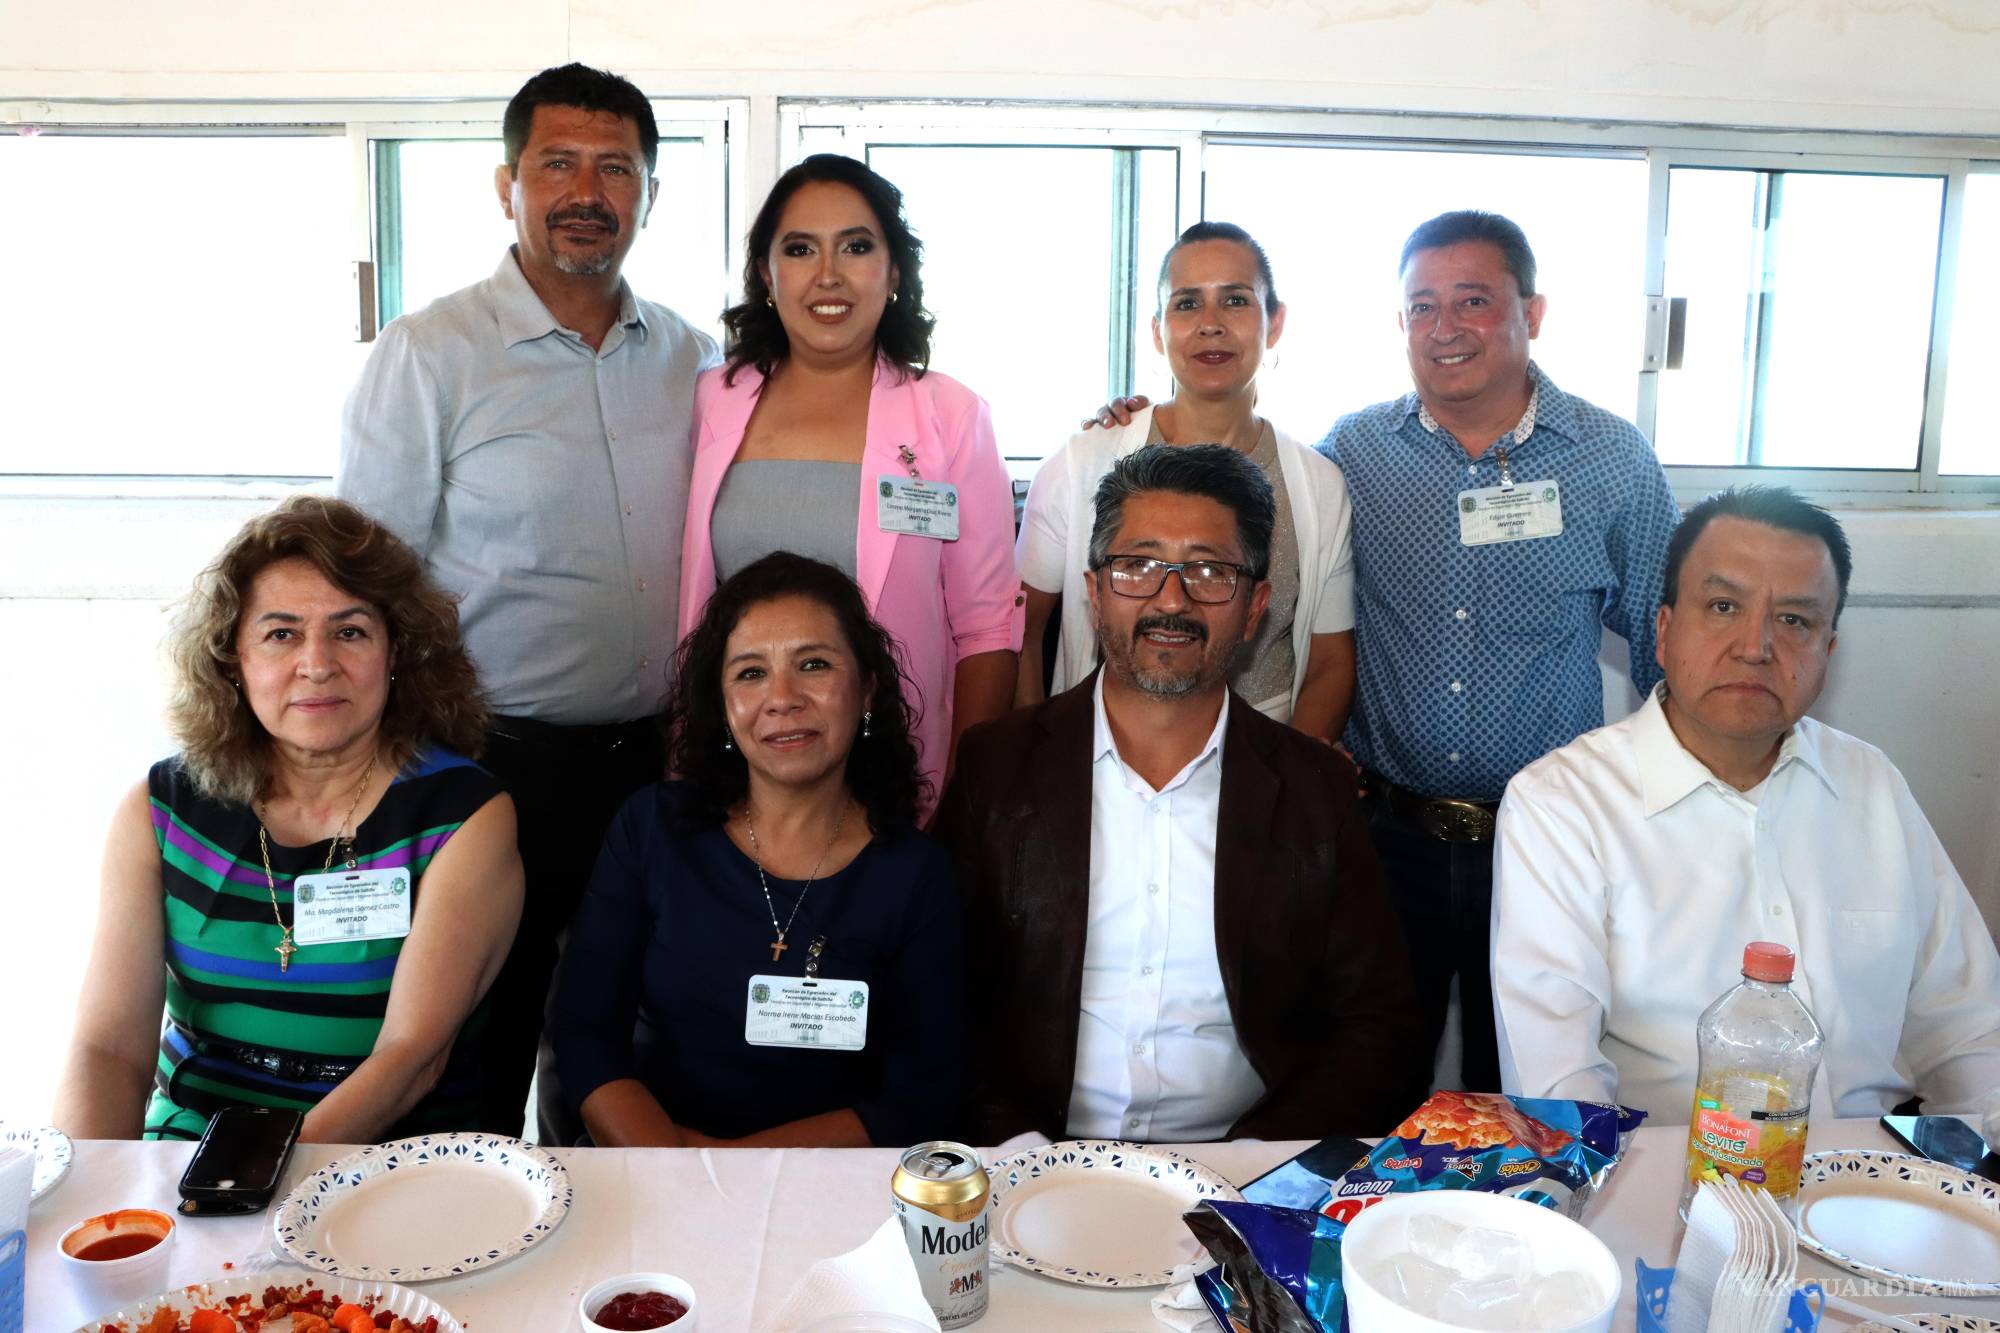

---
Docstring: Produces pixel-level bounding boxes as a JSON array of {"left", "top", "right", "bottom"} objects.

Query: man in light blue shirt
[
  {"left": 337, "top": 63, "right": 718, "bottom": 1137},
  {"left": 1319, "top": 211, "right": 1678, "bottom": 1093}
]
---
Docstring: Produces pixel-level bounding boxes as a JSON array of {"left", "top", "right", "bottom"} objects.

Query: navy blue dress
[{"left": 550, "top": 780, "right": 968, "bottom": 1144}]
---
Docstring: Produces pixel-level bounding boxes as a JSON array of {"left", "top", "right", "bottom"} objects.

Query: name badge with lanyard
[
  {"left": 1458, "top": 441, "right": 1563, "bottom": 547},
  {"left": 292, "top": 868, "right": 413, "bottom": 946},
  {"left": 745, "top": 937, "right": 871, "bottom": 1051},
  {"left": 877, "top": 444, "right": 960, "bottom": 541}
]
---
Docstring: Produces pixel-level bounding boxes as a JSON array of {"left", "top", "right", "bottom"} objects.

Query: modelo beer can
[{"left": 890, "top": 1140, "right": 990, "bottom": 1327}]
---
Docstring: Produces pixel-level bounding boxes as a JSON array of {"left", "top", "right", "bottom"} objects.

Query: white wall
[{"left": 7, "top": 0, "right": 2000, "bottom": 136}]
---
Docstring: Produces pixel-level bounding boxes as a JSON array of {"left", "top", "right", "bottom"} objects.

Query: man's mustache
[
  {"left": 546, "top": 205, "right": 620, "bottom": 234},
  {"left": 1133, "top": 614, "right": 1207, "bottom": 643}
]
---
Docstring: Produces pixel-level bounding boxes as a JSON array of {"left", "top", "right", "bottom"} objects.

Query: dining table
[{"left": 25, "top": 1117, "right": 1998, "bottom": 1332}]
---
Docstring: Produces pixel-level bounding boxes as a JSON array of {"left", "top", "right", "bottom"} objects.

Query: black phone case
[{"left": 177, "top": 1107, "right": 304, "bottom": 1209}]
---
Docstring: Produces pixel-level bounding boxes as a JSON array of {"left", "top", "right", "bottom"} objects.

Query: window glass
[
  {"left": 867, "top": 145, "right": 1180, "bottom": 464},
  {"left": 0, "top": 133, "right": 361, "bottom": 476},
  {"left": 383, "top": 136, "right": 723, "bottom": 336},
  {"left": 1658, "top": 167, "right": 1943, "bottom": 469},
  {"left": 1940, "top": 172, "right": 1999, "bottom": 476},
  {"left": 1201, "top": 145, "right": 1649, "bottom": 444}
]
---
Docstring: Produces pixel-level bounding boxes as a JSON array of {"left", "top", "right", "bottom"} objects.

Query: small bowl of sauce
[
  {"left": 580, "top": 1271, "right": 698, "bottom": 1332},
  {"left": 58, "top": 1206, "right": 176, "bottom": 1304}
]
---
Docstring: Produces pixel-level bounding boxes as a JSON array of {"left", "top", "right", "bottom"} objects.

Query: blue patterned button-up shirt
[{"left": 1319, "top": 364, "right": 1679, "bottom": 802}]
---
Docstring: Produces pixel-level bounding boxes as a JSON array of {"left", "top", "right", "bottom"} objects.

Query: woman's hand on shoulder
[{"left": 1081, "top": 395, "right": 1149, "bottom": 430}]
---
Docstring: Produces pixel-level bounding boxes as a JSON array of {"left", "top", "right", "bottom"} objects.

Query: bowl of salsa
[
  {"left": 57, "top": 1206, "right": 176, "bottom": 1304},
  {"left": 580, "top": 1270, "right": 698, "bottom": 1331}
]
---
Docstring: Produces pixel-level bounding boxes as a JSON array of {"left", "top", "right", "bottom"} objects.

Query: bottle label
[{"left": 1686, "top": 1090, "right": 1809, "bottom": 1200}]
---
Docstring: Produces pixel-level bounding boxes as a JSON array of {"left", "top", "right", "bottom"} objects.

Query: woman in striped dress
[{"left": 53, "top": 496, "right": 523, "bottom": 1142}]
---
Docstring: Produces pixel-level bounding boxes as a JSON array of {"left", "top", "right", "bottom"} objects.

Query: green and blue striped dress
[{"left": 144, "top": 747, "right": 504, "bottom": 1140}]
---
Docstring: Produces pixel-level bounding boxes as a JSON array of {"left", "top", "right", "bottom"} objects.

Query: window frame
[{"left": 784, "top": 100, "right": 2000, "bottom": 500}]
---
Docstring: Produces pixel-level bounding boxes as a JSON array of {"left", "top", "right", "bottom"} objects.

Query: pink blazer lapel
[
  {"left": 680, "top": 368, "right": 765, "bottom": 637},
  {"left": 855, "top": 359, "right": 924, "bottom": 611}
]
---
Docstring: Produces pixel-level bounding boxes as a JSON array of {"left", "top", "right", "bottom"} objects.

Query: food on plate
[
  {"left": 591, "top": 1290, "right": 692, "bottom": 1329},
  {"left": 90, "top": 1281, "right": 442, "bottom": 1333}
]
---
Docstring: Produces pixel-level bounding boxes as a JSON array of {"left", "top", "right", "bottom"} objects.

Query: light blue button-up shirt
[
  {"left": 1319, "top": 364, "right": 1679, "bottom": 801},
  {"left": 338, "top": 249, "right": 719, "bottom": 725}
]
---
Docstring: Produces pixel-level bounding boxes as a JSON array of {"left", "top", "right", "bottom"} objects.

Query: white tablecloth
[{"left": 24, "top": 1120, "right": 1998, "bottom": 1331}]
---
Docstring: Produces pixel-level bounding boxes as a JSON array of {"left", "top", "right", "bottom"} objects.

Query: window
[
  {"left": 0, "top": 132, "right": 363, "bottom": 477},
  {"left": 1939, "top": 171, "right": 1999, "bottom": 476},
  {"left": 1202, "top": 143, "right": 1649, "bottom": 444},
  {"left": 861, "top": 144, "right": 1179, "bottom": 465},
  {"left": 1655, "top": 167, "right": 1944, "bottom": 470}
]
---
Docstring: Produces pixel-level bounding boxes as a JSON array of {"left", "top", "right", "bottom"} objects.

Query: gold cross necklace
[
  {"left": 741, "top": 800, "right": 849, "bottom": 963},
  {"left": 254, "top": 756, "right": 376, "bottom": 972}
]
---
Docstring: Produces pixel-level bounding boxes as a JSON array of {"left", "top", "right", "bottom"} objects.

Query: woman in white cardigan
[{"left": 1015, "top": 221, "right": 1357, "bottom": 740}]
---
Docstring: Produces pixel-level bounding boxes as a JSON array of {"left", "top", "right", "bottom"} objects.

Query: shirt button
[
  {"left": 637, "top": 579, "right": 648, "bottom": 591},
  {"left": 1141, "top": 965, "right": 1155, "bottom": 976},
  {"left": 1147, "top": 883, "right": 1160, "bottom": 896},
  {"left": 625, "top": 504, "right": 634, "bottom": 516},
  {"left": 1770, "top": 904, "right": 1785, "bottom": 917},
  {"left": 1129, "top": 1117, "right": 1141, "bottom": 1128},
  {"left": 1467, "top": 464, "right": 1477, "bottom": 474},
  {"left": 609, "top": 429, "right": 618, "bottom": 440},
  {"left": 639, "top": 656, "right": 650, "bottom": 669},
  {"left": 1448, "top": 752, "right": 1462, "bottom": 763},
  {"left": 1450, "top": 681, "right": 1463, "bottom": 693},
  {"left": 1133, "top": 1043, "right": 1147, "bottom": 1056},
  {"left": 1455, "top": 609, "right": 1469, "bottom": 621}
]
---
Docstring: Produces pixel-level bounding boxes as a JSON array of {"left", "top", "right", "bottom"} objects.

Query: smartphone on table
[
  {"left": 1879, "top": 1113, "right": 2000, "bottom": 1183},
  {"left": 176, "top": 1105, "right": 305, "bottom": 1216}
]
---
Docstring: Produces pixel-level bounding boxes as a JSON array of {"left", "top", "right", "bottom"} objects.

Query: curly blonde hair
[{"left": 165, "top": 495, "right": 489, "bottom": 803}]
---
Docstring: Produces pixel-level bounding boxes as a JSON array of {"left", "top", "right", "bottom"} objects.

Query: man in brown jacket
[{"left": 935, "top": 444, "right": 1425, "bottom": 1144}]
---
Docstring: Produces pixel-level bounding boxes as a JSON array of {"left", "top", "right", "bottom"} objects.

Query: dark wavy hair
[
  {"left": 721, "top": 154, "right": 935, "bottom": 386},
  {"left": 667, "top": 553, "right": 926, "bottom": 833},
  {"left": 166, "top": 495, "right": 489, "bottom": 804},
  {"left": 502, "top": 63, "right": 659, "bottom": 172}
]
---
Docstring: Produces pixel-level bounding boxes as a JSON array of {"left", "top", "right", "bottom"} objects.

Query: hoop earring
[{"left": 861, "top": 710, "right": 872, "bottom": 739}]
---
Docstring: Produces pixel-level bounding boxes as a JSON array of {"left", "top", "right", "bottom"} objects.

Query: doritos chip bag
[{"left": 1327, "top": 1092, "right": 1644, "bottom": 1223}]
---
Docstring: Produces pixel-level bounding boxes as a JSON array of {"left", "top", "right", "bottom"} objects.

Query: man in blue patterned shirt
[{"left": 1319, "top": 210, "right": 1679, "bottom": 1094}]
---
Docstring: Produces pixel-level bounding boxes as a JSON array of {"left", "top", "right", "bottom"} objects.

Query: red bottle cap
[{"left": 1743, "top": 941, "right": 1796, "bottom": 982}]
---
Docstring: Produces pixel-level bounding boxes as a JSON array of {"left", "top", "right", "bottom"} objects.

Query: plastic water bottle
[{"left": 1678, "top": 941, "right": 1825, "bottom": 1223}]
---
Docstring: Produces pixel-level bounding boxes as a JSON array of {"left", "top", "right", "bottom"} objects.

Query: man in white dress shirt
[
  {"left": 1493, "top": 486, "right": 2000, "bottom": 1123},
  {"left": 937, "top": 444, "right": 1425, "bottom": 1143}
]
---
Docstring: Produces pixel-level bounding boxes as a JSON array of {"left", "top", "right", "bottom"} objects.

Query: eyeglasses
[{"left": 1095, "top": 555, "right": 1256, "bottom": 603}]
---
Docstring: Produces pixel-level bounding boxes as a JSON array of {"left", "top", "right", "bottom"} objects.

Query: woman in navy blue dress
[{"left": 551, "top": 552, "right": 967, "bottom": 1146}]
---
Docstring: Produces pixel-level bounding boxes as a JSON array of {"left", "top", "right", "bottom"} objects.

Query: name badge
[
  {"left": 1458, "top": 480, "right": 1564, "bottom": 546},
  {"left": 877, "top": 475, "right": 960, "bottom": 541},
  {"left": 291, "top": 868, "right": 413, "bottom": 946},
  {"left": 744, "top": 974, "right": 870, "bottom": 1051}
]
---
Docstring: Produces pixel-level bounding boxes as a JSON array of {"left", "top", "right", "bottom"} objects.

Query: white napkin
[
  {"left": 763, "top": 1215, "right": 942, "bottom": 1333},
  {"left": 1667, "top": 1182, "right": 1734, "bottom": 1333},
  {"left": 1151, "top": 1261, "right": 1222, "bottom": 1332},
  {"left": 0, "top": 1148, "right": 30, "bottom": 1235}
]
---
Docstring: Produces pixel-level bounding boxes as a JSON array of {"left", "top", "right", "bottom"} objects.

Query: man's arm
[
  {"left": 335, "top": 322, "right": 447, "bottom": 554},
  {"left": 1290, "top": 631, "right": 1355, "bottom": 743},
  {"left": 1892, "top": 777, "right": 2000, "bottom": 1116},
  {"left": 1602, "top": 444, "right": 1681, "bottom": 699},
  {"left": 1491, "top": 777, "right": 1621, "bottom": 1103}
]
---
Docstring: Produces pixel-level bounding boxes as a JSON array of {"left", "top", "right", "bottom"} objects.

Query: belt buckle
[{"left": 1420, "top": 798, "right": 1496, "bottom": 843}]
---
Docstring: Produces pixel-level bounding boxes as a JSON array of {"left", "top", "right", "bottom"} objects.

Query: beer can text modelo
[{"left": 890, "top": 1140, "right": 990, "bottom": 1328}]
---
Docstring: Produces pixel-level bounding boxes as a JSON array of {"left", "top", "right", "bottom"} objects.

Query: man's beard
[
  {"left": 546, "top": 205, "right": 619, "bottom": 276},
  {"left": 1103, "top": 613, "right": 1223, "bottom": 698}
]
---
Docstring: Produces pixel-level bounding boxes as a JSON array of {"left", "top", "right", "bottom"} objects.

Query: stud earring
[
  {"left": 765, "top": 296, "right": 774, "bottom": 308},
  {"left": 861, "top": 710, "right": 872, "bottom": 739},
  {"left": 723, "top": 733, "right": 734, "bottom": 751},
  {"left": 889, "top": 292, "right": 899, "bottom": 304}
]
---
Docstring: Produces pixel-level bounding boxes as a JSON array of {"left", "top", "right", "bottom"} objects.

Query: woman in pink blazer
[{"left": 680, "top": 154, "right": 1022, "bottom": 812}]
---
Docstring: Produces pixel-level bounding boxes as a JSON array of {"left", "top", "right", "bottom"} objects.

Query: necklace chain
[
  {"left": 741, "top": 800, "right": 849, "bottom": 964},
  {"left": 254, "top": 756, "right": 377, "bottom": 972}
]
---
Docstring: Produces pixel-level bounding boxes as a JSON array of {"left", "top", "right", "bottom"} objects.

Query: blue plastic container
[
  {"left": 0, "top": 1228, "right": 22, "bottom": 1333},
  {"left": 1635, "top": 1258, "right": 1822, "bottom": 1333}
]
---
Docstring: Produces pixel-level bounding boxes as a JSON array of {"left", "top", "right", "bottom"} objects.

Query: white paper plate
[
  {"left": 985, "top": 1139, "right": 1240, "bottom": 1287},
  {"left": 1858, "top": 1319, "right": 2000, "bottom": 1333},
  {"left": 70, "top": 1265, "right": 465, "bottom": 1333},
  {"left": 273, "top": 1132, "right": 571, "bottom": 1282},
  {"left": 1798, "top": 1150, "right": 2000, "bottom": 1296},
  {"left": 0, "top": 1121, "right": 73, "bottom": 1202}
]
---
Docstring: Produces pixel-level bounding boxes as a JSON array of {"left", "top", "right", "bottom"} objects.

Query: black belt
[
  {"left": 487, "top": 713, "right": 660, "bottom": 752},
  {"left": 174, "top": 1023, "right": 361, "bottom": 1085},
  {"left": 1362, "top": 770, "right": 1500, "bottom": 844}
]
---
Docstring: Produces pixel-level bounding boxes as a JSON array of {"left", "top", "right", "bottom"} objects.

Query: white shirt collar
[
  {"left": 1630, "top": 682, "right": 1838, "bottom": 818},
  {"left": 1418, "top": 380, "right": 1540, "bottom": 446},
  {"left": 1091, "top": 671, "right": 1230, "bottom": 796}
]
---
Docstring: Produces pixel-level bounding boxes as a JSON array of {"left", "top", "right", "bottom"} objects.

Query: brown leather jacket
[{"left": 932, "top": 678, "right": 1429, "bottom": 1144}]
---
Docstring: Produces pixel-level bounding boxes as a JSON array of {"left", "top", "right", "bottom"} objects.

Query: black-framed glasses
[{"left": 1095, "top": 554, "right": 1255, "bottom": 603}]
